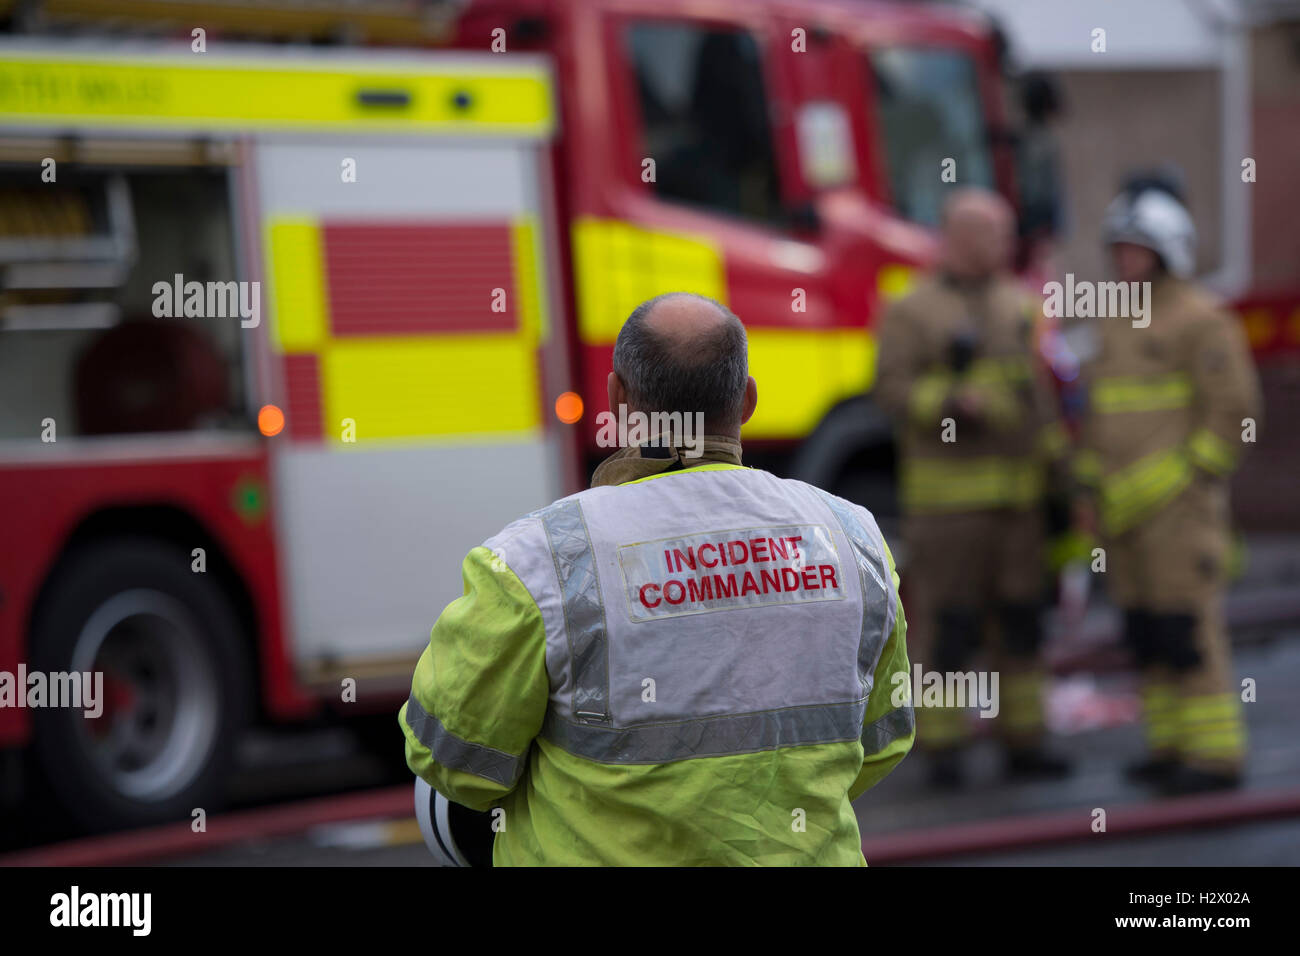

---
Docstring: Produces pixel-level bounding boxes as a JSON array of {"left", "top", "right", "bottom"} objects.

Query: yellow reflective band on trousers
[
  {"left": 1091, "top": 373, "right": 1193, "bottom": 414},
  {"left": 901, "top": 456, "right": 1045, "bottom": 512},
  {"left": 1178, "top": 693, "right": 1246, "bottom": 764},
  {"left": 1187, "top": 428, "right": 1238, "bottom": 476},
  {"left": 1141, "top": 683, "right": 1178, "bottom": 752},
  {"left": 1099, "top": 447, "right": 1193, "bottom": 535}
]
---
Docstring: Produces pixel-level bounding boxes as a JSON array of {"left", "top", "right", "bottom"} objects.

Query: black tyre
[
  {"left": 792, "top": 394, "right": 900, "bottom": 544},
  {"left": 29, "top": 537, "right": 251, "bottom": 833}
]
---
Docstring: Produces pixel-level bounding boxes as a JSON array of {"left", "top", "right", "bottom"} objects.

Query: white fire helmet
[
  {"left": 414, "top": 777, "right": 496, "bottom": 866},
  {"left": 1101, "top": 186, "right": 1196, "bottom": 278}
]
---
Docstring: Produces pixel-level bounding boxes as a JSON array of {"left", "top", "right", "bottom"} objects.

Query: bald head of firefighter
[
  {"left": 872, "top": 185, "right": 1071, "bottom": 790},
  {"left": 939, "top": 187, "right": 1016, "bottom": 280},
  {"left": 607, "top": 291, "right": 757, "bottom": 439},
  {"left": 400, "top": 291, "right": 914, "bottom": 866}
]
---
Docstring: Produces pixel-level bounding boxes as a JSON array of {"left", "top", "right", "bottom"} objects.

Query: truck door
[
  {"left": 857, "top": 32, "right": 1011, "bottom": 268},
  {"left": 568, "top": 3, "right": 869, "bottom": 443},
  {"left": 252, "top": 57, "right": 569, "bottom": 694}
]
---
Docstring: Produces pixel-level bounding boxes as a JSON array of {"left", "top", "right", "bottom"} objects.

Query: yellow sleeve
[{"left": 399, "top": 545, "right": 550, "bottom": 811}]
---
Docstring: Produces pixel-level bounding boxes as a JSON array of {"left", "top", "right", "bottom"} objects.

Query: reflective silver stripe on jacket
[
  {"left": 403, "top": 694, "right": 525, "bottom": 787},
  {"left": 810, "top": 487, "right": 896, "bottom": 697},
  {"left": 542, "top": 697, "right": 866, "bottom": 764},
  {"left": 540, "top": 499, "right": 610, "bottom": 721}
]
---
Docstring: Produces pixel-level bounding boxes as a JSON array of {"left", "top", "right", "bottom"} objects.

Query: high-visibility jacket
[
  {"left": 874, "top": 273, "right": 1066, "bottom": 514},
  {"left": 1073, "top": 277, "right": 1262, "bottom": 534},
  {"left": 399, "top": 462, "right": 913, "bottom": 866}
]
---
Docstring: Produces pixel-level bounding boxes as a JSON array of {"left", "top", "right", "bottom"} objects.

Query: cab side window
[
  {"left": 869, "top": 47, "right": 995, "bottom": 227},
  {"left": 625, "top": 22, "right": 783, "bottom": 224}
]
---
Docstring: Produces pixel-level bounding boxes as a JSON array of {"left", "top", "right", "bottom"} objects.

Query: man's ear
[
  {"left": 607, "top": 371, "right": 627, "bottom": 414},
  {"left": 740, "top": 376, "right": 758, "bottom": 426}
]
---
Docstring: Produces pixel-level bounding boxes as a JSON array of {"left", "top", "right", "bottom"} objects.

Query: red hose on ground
[{"left": 5, "top": 784, "right": 1300, "bottom": 867}]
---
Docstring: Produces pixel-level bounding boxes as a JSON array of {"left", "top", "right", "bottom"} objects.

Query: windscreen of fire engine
[
  {"left": 0, "top": 163, "right": 249, "bottom": 440},
  {"left": 869, "top": 47, "right": 995, "bottom": 227},
  {"left": 625, "top": 22, "right": 784, "bottom": 225}
]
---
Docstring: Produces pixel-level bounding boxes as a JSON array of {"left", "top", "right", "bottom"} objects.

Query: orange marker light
[
  {"left": 258, "top": 404, "right": 285, "bottom": 437},
  {"left": 555, "top": 391, "right": 584, "bottom": 425}
]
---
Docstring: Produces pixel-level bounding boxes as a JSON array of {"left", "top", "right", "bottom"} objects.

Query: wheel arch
[
  {"left": 790, "top": 392, "right": 897, "bottom": 490},
  {"left": 26, "top": 505, "right": 264, "bottom": 722}
]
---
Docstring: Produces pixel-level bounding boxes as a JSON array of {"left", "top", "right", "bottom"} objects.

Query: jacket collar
[{"left": 590, "top": 435, "right": 743, "bottom": 488}]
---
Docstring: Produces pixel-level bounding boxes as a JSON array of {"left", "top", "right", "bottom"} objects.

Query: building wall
[
  {"left": 1047, "top": 69, "right": 1223, "bottom": 283},
  {"left": 1248, "top": 21, "right": 1300, "bottom": 291}
]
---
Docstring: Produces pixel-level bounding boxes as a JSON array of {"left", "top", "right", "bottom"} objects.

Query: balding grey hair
[{"left": 612, "top": 292, "right": 749, "bottom": 429}]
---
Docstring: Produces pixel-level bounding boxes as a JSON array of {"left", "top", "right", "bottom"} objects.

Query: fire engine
[{"left": 0, "top": 0, "right": 1293, "bottom": 832}]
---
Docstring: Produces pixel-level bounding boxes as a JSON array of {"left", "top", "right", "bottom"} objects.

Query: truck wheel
[{"left": 29, "top": 537, "right": 251, "bottom": 833}]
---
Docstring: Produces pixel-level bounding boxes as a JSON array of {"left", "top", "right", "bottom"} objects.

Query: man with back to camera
[{"left": 400, "top": 292, "right": 914, "bottom": 865}]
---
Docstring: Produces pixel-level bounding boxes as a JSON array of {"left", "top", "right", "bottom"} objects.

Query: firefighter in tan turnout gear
[
  {"left": 875, "top": 188, "right": 1071, "bottom": 789},
  {"left": 1075, "top": 175, "right": 1262, "bottom": 794}
]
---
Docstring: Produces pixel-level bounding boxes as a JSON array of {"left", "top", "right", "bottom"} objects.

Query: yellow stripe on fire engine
[
  {"left": 321, "top": 335, "right": 541, "bottom": 442},
  {"left": 0, "top": 52, "right": 554, "bottom": 135},
  {"left": 266, "top": 219, "right": 329, "bottom": 353},
  {"left": 512, "top": 216, "right": 548, "bottom": 343},
  {"left": 745, "top": 329, "right": 876, "bottom": 438},
  {"left": 877, "top": 264, "right": 916, "bottom": 302},
  {"left": 571, "top": 217, "right": 727, "bottom": 343}
]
